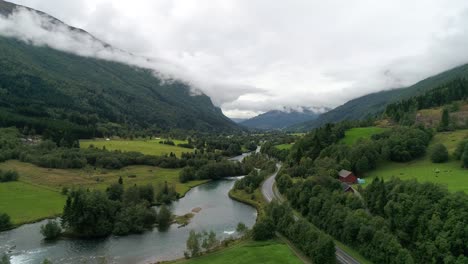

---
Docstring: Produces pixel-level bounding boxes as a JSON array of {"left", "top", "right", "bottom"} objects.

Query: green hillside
[
  {"left": 291, "top": 63, "right": 468, "bottom": 131},
  {"left": 0, "top": 1, "right": 239, "bottom": 141}
]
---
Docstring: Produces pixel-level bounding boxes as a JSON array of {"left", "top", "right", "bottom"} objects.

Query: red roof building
[{"left": 338, "top": 169, "right": 357, "bottom": 184}]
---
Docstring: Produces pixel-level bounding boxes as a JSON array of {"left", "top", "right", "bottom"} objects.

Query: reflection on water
[{"left": 0, "top": 179, "right": 257, "bottom": 264}]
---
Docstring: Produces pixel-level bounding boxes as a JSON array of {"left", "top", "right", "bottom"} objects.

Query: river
[{"left": 0, "top": 178, "right": 257, "bottom": 264}]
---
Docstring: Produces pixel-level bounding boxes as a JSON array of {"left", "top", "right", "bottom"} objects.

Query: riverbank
[
  {"left": 0, "top": 160, "right": 210, "bottom": 226},
  {"left": 167, "top": 239, "right": 302, "bottom": 264},
  {"left": 1, "top": 179, "right": 257, "bottom": 264},
  {"left": 228, "top": 188, "right": 265, "bottom": 220}
]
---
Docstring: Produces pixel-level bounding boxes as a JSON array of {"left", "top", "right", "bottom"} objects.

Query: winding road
[{"left": 261, "top": 164, "right": 360, "bottom": 264}]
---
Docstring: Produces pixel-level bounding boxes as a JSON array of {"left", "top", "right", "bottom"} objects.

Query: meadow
[
  {"left": 0, "top": 160, "right": 207, "bottom": 224},
  {"left": 340, "top": 127, "right": 388, "bottom": 145},
  {"left": 274, "top": 143, "right": 294, "bottom": 150},
  {"left": 364, "top": 129, "right": 468, "bottom": 192},
  {"left": 0, "top": 181, "right": 65, "bottom": 225},
  {"left": 80, "top": 138, "right": 194, "bottom": 157},
  {"left": 172, "top": 240, "right": 302, "bottom": 264}
]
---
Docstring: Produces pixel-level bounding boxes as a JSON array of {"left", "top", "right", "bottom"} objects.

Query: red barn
[{"left": 338, "top": 170, "right": 357, "bottom": 184}]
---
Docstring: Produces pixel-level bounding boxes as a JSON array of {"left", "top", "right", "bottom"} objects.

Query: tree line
[
  {"left": 252, "top": 202, "right": 336, "bottom": 264},
  {"left": 58, "top": 182, "right": 172, "bottom": 238}
]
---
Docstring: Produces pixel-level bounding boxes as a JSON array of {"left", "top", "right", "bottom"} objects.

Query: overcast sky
[{"left": 7, "top": 0, "right": 468, "bottom": 118}]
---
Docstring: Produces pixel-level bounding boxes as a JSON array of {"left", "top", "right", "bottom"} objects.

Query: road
[
  {"left": 261, "top": 163, "right": 281, "bottom": 202},
  {"left": 261, "top": 164, "right": 360, "bottom": 264}
]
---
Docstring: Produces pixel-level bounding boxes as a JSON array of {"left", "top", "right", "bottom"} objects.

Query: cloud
[
  {"left": 0, "top": 6, "right": 263, "bottom": 106},
  {"left": 5, "top": 0, "right": 468, "bottom": 118}
]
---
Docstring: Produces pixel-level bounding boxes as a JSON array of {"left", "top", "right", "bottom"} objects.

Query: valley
[{"left": 1, "top": 1, "right": 468, "bottom": 264}]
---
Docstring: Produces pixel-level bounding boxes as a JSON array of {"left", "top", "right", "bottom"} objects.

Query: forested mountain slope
[
  {"left": 290, "top": 63, "right": 468, "bottom": 131},
  {"left": 0, "top": 1, "right": 239, "bottom": 141}
]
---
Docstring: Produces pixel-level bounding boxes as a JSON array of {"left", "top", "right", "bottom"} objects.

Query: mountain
[
  {"left": 241, "top": 106, "right": 327, "bottom": 130},
  {"left": 0, "top": 0, "right": 239, "bottom": 139},
  {"left": 290, "top": 63, "right": 468, "bottom": 131}
]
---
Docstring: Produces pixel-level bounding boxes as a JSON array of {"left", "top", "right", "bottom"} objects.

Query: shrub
[
  {"left": 454, "top": 140, "right": 468, "bottom": 160},
  {"left": 0, "top": 213, "right": 12, "bottom": 231},
  {"left": 40, "top": 220, "right": 62, "bottom": 240},
  {"left": 252, "top": 218, "right": 275, "bottom": 241},
  {"left": 0, "top": 170, "right": 18, "bottom": 182},
  {"left": 1, "top": 254, "right": 11, "bottom": 264},
  {"left": 430, "top": 143, "right": 449, "bottom": 163}
]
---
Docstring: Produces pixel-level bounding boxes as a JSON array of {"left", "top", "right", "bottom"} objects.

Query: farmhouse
[{"left": 338, "top": 169, "right": 357, "bottom": 184}]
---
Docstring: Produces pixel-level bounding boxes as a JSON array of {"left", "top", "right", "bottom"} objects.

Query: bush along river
[{"left": 0, "top": 177, "right": 257, "bottom": 264}]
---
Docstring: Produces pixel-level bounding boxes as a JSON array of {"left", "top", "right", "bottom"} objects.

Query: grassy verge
[
  {"left": 364, "top": 129, "right": 468, "bottom": 192},
  {"left": 80, "top": 138, "right": 193, "bottom": 157},
  {"left": 0, "top": 160, "right": 208, "bottom": 224},
  {"left": 169, "top": 239, "right": 302, "bottom": 264}
]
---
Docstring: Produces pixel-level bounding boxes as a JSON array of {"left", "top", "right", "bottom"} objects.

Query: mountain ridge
[
  {"left": 241, "top": 106, "right": 328, "bottom": 130},
  {"left": 289, "top": 63, "right": 468, "bottom": 131},
  {"left": 0, "top": 0, "right": 240, "bottom": 140}
]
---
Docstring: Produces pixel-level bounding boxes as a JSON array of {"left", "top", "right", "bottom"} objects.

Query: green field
[
  {"left": 0, "top": 160, "right": 207, "bottom": 224},
  {"left": 172, "top": 240, "right": 302, "bottom": 264},
  {"left": 274, "top": 143, "right": 294, "bottom": 150},
  {"left": 340, "top": 127, "right": 388, "bottom": 145},
  {"left": 0, "top": 181, "right": 65, "bottom": 225},
  {"left": 80, "top": 138, "right": 193, "bottom": 157},
  {"left": 364, "top": 130, "right": 468, "bottom": 192}
]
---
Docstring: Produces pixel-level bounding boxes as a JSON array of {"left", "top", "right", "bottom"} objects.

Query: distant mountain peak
[{"left": 240, "top": 106, "right": 328, "bottom": 130}]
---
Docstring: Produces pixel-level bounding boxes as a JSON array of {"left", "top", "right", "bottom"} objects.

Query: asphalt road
[{"left": 261, "top": 164, "right": 360, "bottom": 264}]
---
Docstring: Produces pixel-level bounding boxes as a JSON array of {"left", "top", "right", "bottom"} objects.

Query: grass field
[
  {"left": 172, "top": 240, "right": 302, "bottom": 264},
  {"left": 274, "top": 143, "right": 294, "bottom": 150},
  {"left": 0, "top": 181, "right": 65, "bottom": 225},
  {"left": 364, "top": 129, "right": 468, "bottom": 192},
  {"left": 80, "top": 138, "right": 193, "bottom": 157},
  {"left": 340, "top": 127, "right": 388, "bottom": 145},
  {"left": 0, "top": 160, "right": 207, "bottom": 224}
]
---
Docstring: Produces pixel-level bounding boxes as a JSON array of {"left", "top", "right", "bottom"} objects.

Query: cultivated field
[
  {"left": 0, "top": 160, "right": 207, "bottom": 224},
  {"left": 80, "top": 138, "right": 194, "bottom": 157},
  {"left": 364, "top": 129, "right": 468, "bottom": 192},
  {"left": 340, "top": 127, "right": 388, "bottom": 145},
  {"left": 172, "top": 240, "right": 302, "bottom": 264}
]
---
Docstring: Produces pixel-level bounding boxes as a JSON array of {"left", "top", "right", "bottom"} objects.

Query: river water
[{"left": 0, "top": 178, "right": 257, "bottom": 264}]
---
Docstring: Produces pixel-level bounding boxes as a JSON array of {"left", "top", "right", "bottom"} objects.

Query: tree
[
  {"left": 430, "top": 143, "right": 449, "bottom": 163},
  {"left": 106, "top": 183, "right": 124, "bottom": 201},
  {"left": 438, "top": 108, "right": 450, "bottom": 131},
  {"left": 252, "top": 218, "right": 275, "bottom": 241},
  {"left": 118, "top": 176, "right": 123, "bottom": 185},
  {"left": 454, "top": 140, "right": 468, "bottom": 160},
  {"left": 42, "top": 259, "right": 52, "bottom": 264},
  {"left": 186, "top": 230, "right": 201, "bottom": 257},
  {"left": 157, "top": 205, "right": 172, "bottom": 229},
  {"left": 236, "top": 222, "right": 248, "bottom": 234},
  {"left": 462, "top": 144, "right": 468, "bottom": 168},
  {"left": 139, "top": 184, "right": 155, "bottom": 204},
  {"left": 202, "top": 231, "right": 219, "bottom": 251},
  {"left": 0, "top": 213, "right": 12, "bottom": 231},
  {"left": 40, "top": 220, "right": 62, "bottom": 240},
  {"left": 355, "top": 156, "right": 369, "bottom": 175}
]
